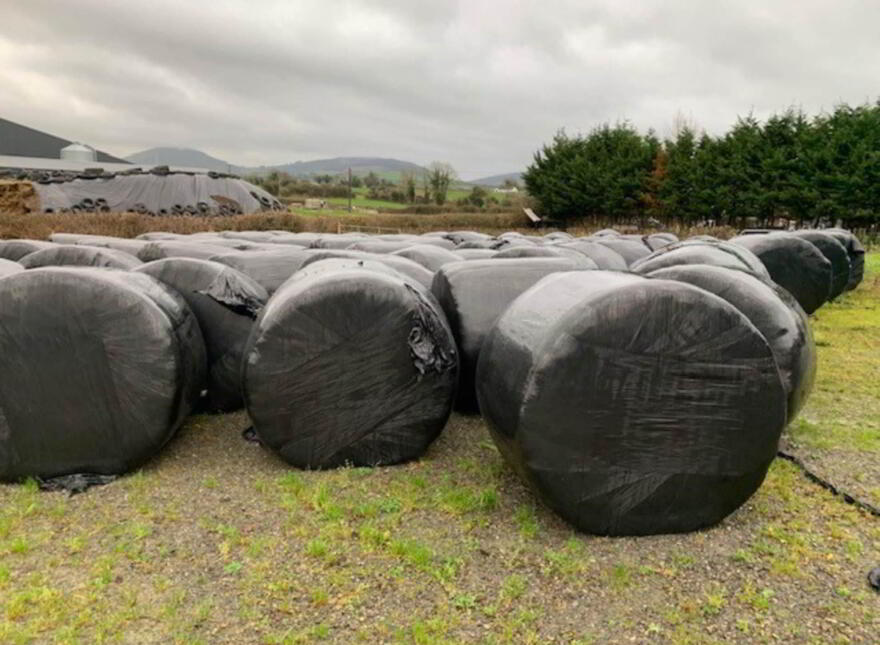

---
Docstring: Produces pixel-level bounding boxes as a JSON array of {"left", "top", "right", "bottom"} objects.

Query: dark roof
[{"left": 0, "top": 117, "right": 130, "bottom": 164}]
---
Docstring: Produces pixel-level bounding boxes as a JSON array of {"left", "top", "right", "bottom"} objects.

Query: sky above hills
[{"left": 2, "top": 1, "right": 879, "bottom": 180}]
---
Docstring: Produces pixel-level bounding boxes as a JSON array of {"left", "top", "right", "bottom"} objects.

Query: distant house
[{"left": 493, "top": 186, "right": 519, "bottom": 194}]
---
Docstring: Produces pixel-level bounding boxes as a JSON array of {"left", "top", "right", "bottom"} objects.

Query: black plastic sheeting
[
  {"left": 32, "top": 171, "right": 282, "bottom": 215},
  {"left": 243, "top": 268, "right": 457, "bottom": 468},
  {"left": 790, "top": 231, "right": 851, "bottom": 301},
  {"left": 476, "top": 270, "right": 787, "bottom": 536},
  {"left": 825, "top": 229, "right": 865, "bottom": 291},
  {"left": 644, "top": 232, "right": 679, "bottom": 251},
  {"left": 135, "top": 258, "right": 268, "bottom": 412},
  {"left": 0, "top": 239, "right": 55, "bottom": 261},
  {"left": 630, "top": 240, "right": 772, "bottom": 281},
  {"left": 431, "top": 257, "right": 596, "bottom": 412},
  {"left": 455, "top": 249, "right": 498, "bottom": 260},
  {"left": 730, "top": 234, "right": 832, "bottom": 314},
  {"left": 646, "top": 265, "right": 817, "bottom": 423},
  {"left": 210, "top": 249, "right": 315, "bottom": 294},
  {"left": 0, "top": 268, "right": 206, "bottom": 481},
  {"left": 19, "top": 244, "right": 143, "bottom": 270},
  {"left": 0, "top": 259, "right": 23, "bottom": 277},
  {"left": 390, "top": 245, "right": 463, "bottom": 272}
]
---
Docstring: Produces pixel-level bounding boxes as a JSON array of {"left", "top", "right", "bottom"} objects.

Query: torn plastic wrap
[
  {"left": 390, "top": 245, "right": 464, "bottom": 272},
  {"left": 0, "top": 239, "right": 56, "bottom": 261},
  {"left": 210, "top": 249, "right": 315, "bottom": 294},
  {"left": 0, "top": 259, "right": 23, "bottom": 277},
  {"left": 730, "top": 233, "right": 832, "bottom": 314},
  {"left": 825, "top": 229, "right": 865, "bottom": 291},
  {"left": 243, "top": 268, "right": 457, "bottom": 469},
  {"left": 431, "top": 257, "right": 595, "bottom": 412},
  {"left": 135, "top": 258, "right": 268, "bottom": 412},
  {"left": 476, "top": 270, "right": 787, "bottom": 536},
  {"left": 19, "top": 244, "right": 143, "bottom": 270},
  {"left": 630, "top": 240, "right": 772, "bottom": 281},
  {"left": 646, "top": 264, "right": 817, "bottom": 423},
  {"left": 790, "top": 231, "right": 851, "bottom": 300},
  {"left": 0, "top": 267, "right": 206, "bottom": 481},
  {"left": 300, "top": 250, "right": 434, "bottom": 290},
  {"left": 553, "top": 239, "right": 629, "bottom": 271}
]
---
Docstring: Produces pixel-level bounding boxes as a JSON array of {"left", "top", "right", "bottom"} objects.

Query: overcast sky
[{"left": 2, "top": 1, "right": 879, "bottom": 179}]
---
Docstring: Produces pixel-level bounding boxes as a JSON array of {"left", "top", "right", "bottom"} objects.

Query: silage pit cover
[
  {"left": 476, "top": 270, "right": 787, "bottom": 536},
  {"left": 243, "top": 268, "right": 457, "bottom": 469}
]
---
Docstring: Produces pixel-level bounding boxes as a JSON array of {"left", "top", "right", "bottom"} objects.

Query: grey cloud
[{"left": 1, "top": 0, "right": 879, "bottom": 178}]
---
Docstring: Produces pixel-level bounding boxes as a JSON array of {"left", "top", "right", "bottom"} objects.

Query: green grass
[{"left": 0, "top": 256, "right": 877, "bottom": 643}]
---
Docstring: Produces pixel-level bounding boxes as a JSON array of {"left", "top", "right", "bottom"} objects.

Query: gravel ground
[{"left": 0, "top": 255, "right": 878, "bottom": 644}]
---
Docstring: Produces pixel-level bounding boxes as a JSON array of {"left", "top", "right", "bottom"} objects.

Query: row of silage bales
[{"left": 0, "top": 226, "right": 866, "bottom": 536}]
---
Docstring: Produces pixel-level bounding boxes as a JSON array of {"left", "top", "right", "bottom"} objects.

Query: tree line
[{"left": 524, "top": 101, "right": 880, "bottom": 228}]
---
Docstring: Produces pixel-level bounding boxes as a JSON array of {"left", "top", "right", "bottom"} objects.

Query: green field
[{"left": 0, "top": 256, "right": 877, "bottom": 644}]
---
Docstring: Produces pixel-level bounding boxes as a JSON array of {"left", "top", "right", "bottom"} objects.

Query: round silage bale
[
  {"left": 0, "top": 268, "right": 207, "bottom": 481},
  {"left": 631, "top": 240, "right": 772, "bottom": 280},
  {"left": 210, "top": 249, "right": 315, "bottom": 294},
  {"left": 646, "top": 264, "right": 816, "bottom": 422},
  {"left": 391, "top": 245, "right": 464, "bottom": 272},
  {"left": 135, "top": 258, "right": 268, "bottom": 412},
  {"left": 431, "top": 257, "right": 595, "bottom": 412},
  {"left": 476, "top": 270, "right": 787, "bottom": 536},
  {"left": 591, "top": 236, "right": 652, "bottom": 266},
  {"left": 824, "top": 229, "right": 865, "bottom": 291},
  {"left": 300, "top": 250, "right": 434, "bottom": 290},
  {"left": 554, "top": 239, "right": 628, "bottom": 271},
  {"left": 456, "top": 249, "right": 498, "bottom": 260},
  {"left": 243, "top": 268, "right": 458, "bottom": 469},
  {"left": 0, "top": 240, "right": 56, "bottom": 261},
  {"left": 644, "top": 232, "right": 679, "bottom": 251},
  {"left": 790, "top": 231, "right": 851, "bottom": 300},
  {"left": 19, "top": 244, "right": 143, "bottom": 270},
  {"left": 730, "top": 233, "right": 832, "bottom": 314},
  {"left": 137, "top": 241, "right": 235, "bottom": 263},
  {"left": 0, "top": 259, "right": 24, "bottom": 277}
]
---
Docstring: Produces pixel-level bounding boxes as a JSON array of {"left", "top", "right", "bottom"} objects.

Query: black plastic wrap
[
  {"left": 647, "top": 264, "right": 816, "bottom": 422},
  {"left": 455, "top": 240, "right": 497, "bottom": 250},
  {"left": 300, "top": 250, "right": 434, "bottom": 290},
  {"left": 493, "top": 246, "right": 570, "bottom": 259},
  {"left": 19, "top": 244, "right": 143, "bottom": 270},
  {"left": 790, "top": 231, "right": 851, "bottom": 300},
  {"left": 243, "top": 268, "right": 457, "bottom": 468},
  {"left": 70, "top": 236, "right": 149, "bottom": 257},
  {"left": 391, "top": 245, "right": 464, "bottom": 272},
  {"left": 825, "top": 229, "right": 866, "bottom": 291},
  {"left": 555, "top": 239, "right": 629, "bottom": 270},
  {"left": 431, "top": 257, "right": 595, "bottom": 412},
  {"left": 631, "top": 240, "right": 772, "bottom": 281},
  {"left": 0, "top": 268, "right": 207, "bottom": 481},
  {"left": 137, "top": 241, "right": 237, "bottom": 263},
  {"left": 210, "top": 249, "right": 315, "bottom": 294},
  {"left": 0, "top": 259, "right": 23, "bottom": 277},
  {"left": 135, "top": 258, "right": 268, "bottom": 412},
  {"left": 347, "top": 240, "right": 417, "bottom": 254},
  {"left": 591, "top": 237, "right": 652, "bottom": 265},
  {"left": 0, "top": 240, "right": 55, "bottom": 260},
  {"left": 476, "top": 270, "right": 787, "bottom": 536},
  {"left": 730, "top": 233, "right": 832, "bottom": 314}
]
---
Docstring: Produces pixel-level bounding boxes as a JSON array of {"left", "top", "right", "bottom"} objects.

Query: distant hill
[
  {"left": 471, "top": 171, "right": 523, "bottom": 187},
  {"left": 125, "top": 147, "right": 235, "bottom": 172},
  {"left": 125, "top": 148, "right": 427, "bottom": 180}
]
